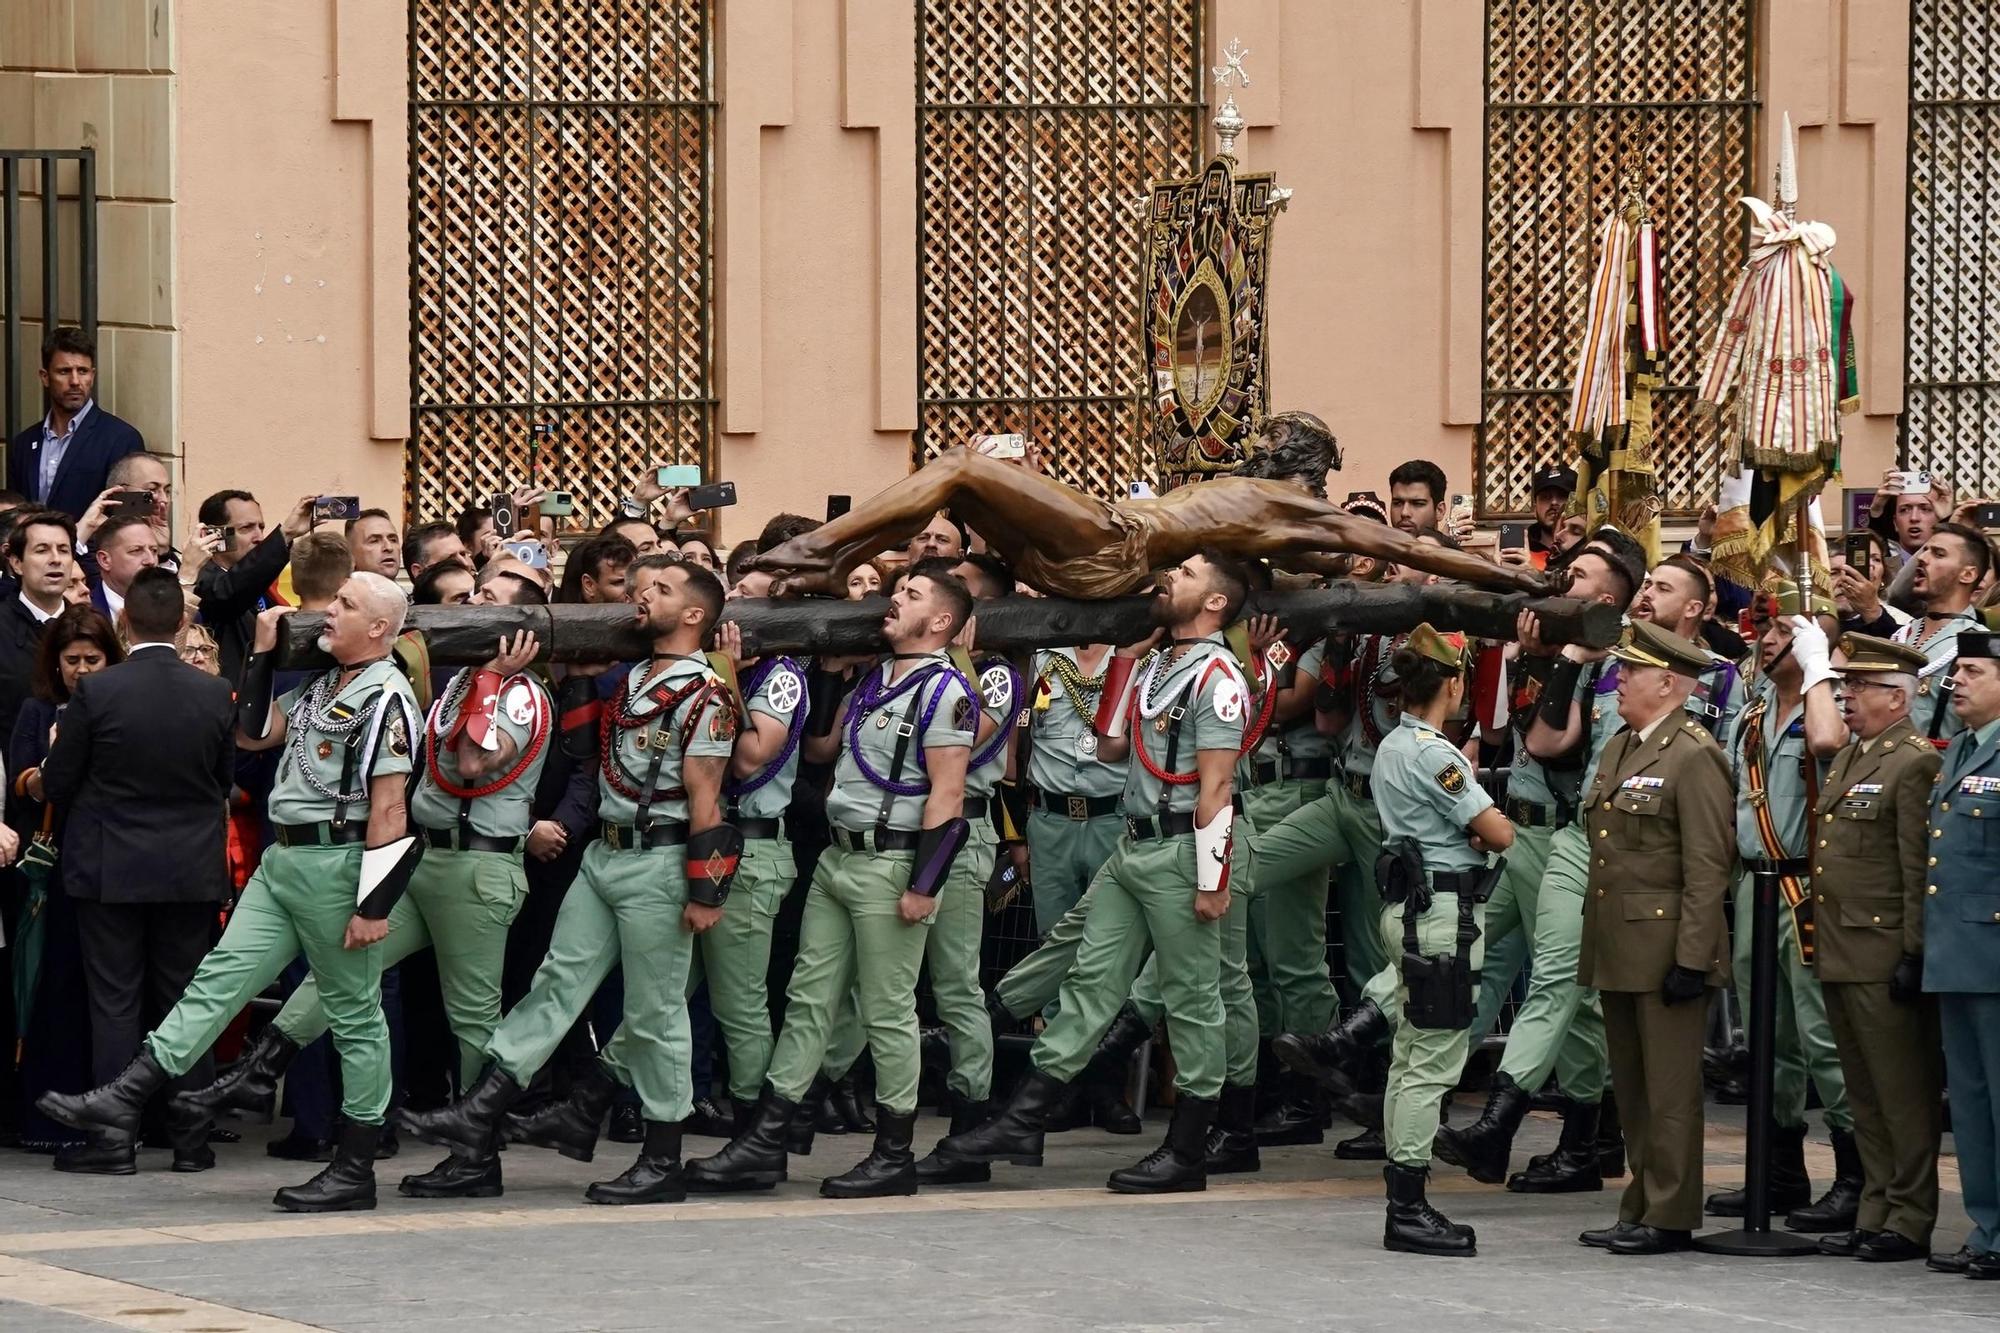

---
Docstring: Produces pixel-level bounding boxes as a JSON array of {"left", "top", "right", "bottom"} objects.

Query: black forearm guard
[
  {"left": 908, "top": 817, "right": 971, "bottom": 898},
  {"left": 686, "top": 824, "right": 745, "bottom": 907},
  {"left": 237, "top": 649, "right": 278, "bottom": 738},
  {"left": 1537, "top": 657, "right": 1584, "bottom": 730},
  {"left": 557, "top": 675, "right": 601, "bottom": 761}
]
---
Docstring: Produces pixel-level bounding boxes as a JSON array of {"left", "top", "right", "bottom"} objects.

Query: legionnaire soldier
[
  {"left": 180, "top": 595, "right": 553, "bottom": 1200},
  {"left": 686, "top": 569, "right": 978, "bottom": 1198},
  {"left": 1891, "top": 521, "right": 1989, "bottom": 747},
  {"left": 399, "top": 555, "right": 743, "bottom": 1206},
  {"left": 1368, "top": 625, "right": 1513, "bottom": 1257},
  {"left": 936, "top": 551, "right": 1256, "bottom": 1195},
  {"left": 1807, "top": 633, "right": 1943, "bottom": 1263},
  {"left": 1575, "top": 620, "right": 1735, "bottom": 1255},
  {"left": 41, "top": 572, "right": 427, "bottom": 1213},
  {"left": 1704, "top": 577, "right": 1857, "bottom": 1229},
  {"left": 1921, "top": 630, "right": 2000, "bottom": 1279}
]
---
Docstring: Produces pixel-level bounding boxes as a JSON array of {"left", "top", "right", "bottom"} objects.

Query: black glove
[
  {"left": 1890, "top": 953, "right": 1924, "bottom": 1004},
  {"left": 1660, "top": 964, "right": 1709, "bottom": 1006}
]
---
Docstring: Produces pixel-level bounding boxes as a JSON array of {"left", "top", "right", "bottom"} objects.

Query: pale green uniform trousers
[
  {"left": 1243, "top": 778, "right": 1336, "bottom": 1035},
  {"left": 1025, "top": 808, "right": 1124, "bottom": 936},
  {"left": 486, "top": 841, "right": 695, "bottom": 1124},
  {"left": 1488, "top": 822, "right": 1607, "bottom": 1102},
  {"left": 148, "top": 843, "right": 389, "bottom": 1124},
  {"left": 274, "top": 845, "right": 527, "bottom": 1088},
  {"left": 1382, "top": 889, "right": 1486, "bottom": 1167},
  {"left": 1255, "top": 783, "right": 1388, "bottom": 997},
  {"left": 681, "top": 837, "right": 793, "bottom": 1102},
  {"left": 1728, "top": 868, "right": 1852, "bottom": 1131}
]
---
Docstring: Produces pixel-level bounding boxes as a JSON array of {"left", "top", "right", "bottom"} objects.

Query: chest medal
[{"left": 316, "top": 740, "right": 334, "bottom": 761}]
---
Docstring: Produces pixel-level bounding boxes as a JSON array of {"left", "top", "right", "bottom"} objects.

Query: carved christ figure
[{"left": 751, "top": 412, "right": 1552, "bottom": 600}]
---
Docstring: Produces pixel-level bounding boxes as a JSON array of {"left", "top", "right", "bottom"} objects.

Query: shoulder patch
[
  {"left": 1211, "top": 673, "right": 1245, "bottom": 724},
  {"left": 979, "top": 664, "right": 1014, "bottom": 713},
  {"left": 503, "top": 681, "right": 536, "bottom": 726},
  {"left": 765, "top": 666, "right": 804, "bottom": 716},
  {"left": 707, "top": 692, "right": 739, "bottom": 743},
  {"left": 386, "top": 708, "right": 411, "bottom": 759},
  {"left": 1436, "top": 762, "right": 1468, "bottom": 795},
  {"left": 952, "top": 693, "right": 975, "bottom": 732}
]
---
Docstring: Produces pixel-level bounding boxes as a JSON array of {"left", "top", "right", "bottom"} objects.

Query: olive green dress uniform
[
  {"left": 1812, "top": 688, "right": 1943, "bottom": 1248},
  {"left": 1025, "top": 634, "right": 1251, "bottom": 1101},
  {"left": 1373, "top": 712, "right": 1499, "bottom": 1168},
  {"left": 1579, "top": 625, "right": 1736, "bottom": 1234},
  {"left": 146, "top": 660, "right": 421, "bottom": 1126},
  {"left": 273, "top": 667, "right": 550, "bottom": 1086},
  {"left": 761, "top": 651, "right": 975, "bottom": 1115},
  {"left": 1728, "top": 674, "right": 1852, "bottom": 1135},
  {"left": 484, "top": 655, "right": 735, "bottom": 1125}
]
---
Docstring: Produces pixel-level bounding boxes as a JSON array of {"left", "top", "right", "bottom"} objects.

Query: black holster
[{"left": 1388, "top": 849, "right": 1491, "bottom": 1033}]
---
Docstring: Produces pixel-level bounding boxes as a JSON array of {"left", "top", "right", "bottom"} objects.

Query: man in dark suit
[
  {"left": 40, "top": 566, "right": 235, "bottom": 1173},
  {"left": 0, "top": 510, "right": 76, "bottom": 744},
  {"left": 7, "top": 328, "right": 145, "bottom": 520}
]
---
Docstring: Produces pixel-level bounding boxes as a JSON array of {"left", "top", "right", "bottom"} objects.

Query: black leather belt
[
  {"left": 1250, "top": 757, "right": 1334, "bottom": 786},
  {"left": 1340, "top": 771, "right": 1373, "bottom": 801},
  {"left": 1504, "top": 797, "right": 1556, "bottom": 828},
  {"left": 962, "top": 795, "right": 991, "bottom": 821},
  {"left": 736, "top": 817, "right": 783, "bottom": 840},
  {"left": 1429, "top": 868, "right": 1487, "bottom": 896},
  {"left": 1125, "top": 796, "right": 1244, "bottom": 843},
  {"left": 600, "top": 821, "right": 690, "bottom": 851},
  {"left": 420, "top": 827, "right": 524, "bottom": 854},
  {"left": 1035, "top": 789, "right": 1122, "bottom": 821},
  {"left": 1746, "top": 857, "right": 1809, "bottom": 876},
  {"left": 273, "top": 822, "right": 367, "bottom": 848},
  {"left": 832, "top": 828, "right": 920, "bottom": 853}
]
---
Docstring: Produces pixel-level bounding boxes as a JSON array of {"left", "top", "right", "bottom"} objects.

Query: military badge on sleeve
[
  {"left": 979, "top": 665, "right": 1014, "bottom": 714},
  {"left": 1211, "top": 676, "right": 1245, "bottom": 724},
  {"left": 766, "top": 667, "right": 805, "bottom": 717},
  {"left": 1436, "top": 763, "right": 1468, "bottom": 795},
  {"left": 386, "top": 711, "right": 411, "bottom": 759},
  {"left": 952, "top": 693, "right": 975, "bottom": 731}
]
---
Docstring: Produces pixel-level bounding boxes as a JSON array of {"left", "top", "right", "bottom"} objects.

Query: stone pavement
[{"left": 0, "top": 1103, "right": 1992, "bottom": 1332}]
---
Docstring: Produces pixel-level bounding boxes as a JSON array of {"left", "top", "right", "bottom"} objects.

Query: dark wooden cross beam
[{"left": 275, "top": 584, "right": 1621, "bottom": 669}]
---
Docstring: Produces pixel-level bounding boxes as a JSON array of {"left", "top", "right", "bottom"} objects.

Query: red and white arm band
[
  {"left": 449, "top": 668, "right": 507, "bottom": 751},
  {"left": 1094, "top": 654, "right": 1140, "bottom": 740},
  {"left": 1194, "top": 803, "right": 1234, "bottom": 894}
]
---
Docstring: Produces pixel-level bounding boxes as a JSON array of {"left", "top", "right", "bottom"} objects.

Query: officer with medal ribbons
[
  {"left": 686, "top": 568, "right": 977, "bottom": 1198},
  {"left": 179, "top": 586, "right": 554, "bottom": 1201},
  {"left": 936, "top": 551, "right": 1255, "bottom": 1194},
  {"left": 1575, "top": 620, "right": 1735, "bottom": 1255},
  {"left": 1891, "top": 520, "right": 1988, "bottom": 748},
  {"left": 399, "top": 554, "right": 743, "bottom": 1206},
  {"left": 1923, "top": 629, "right": 2000, "bottom": 1278},
  {"left": 40, "top": 572, "right": 427, "bottom": 1213},
  {"left": 1368, "top": 624, "right": 1512, "bottom": 1256},
  {"left": 1807, "top": 632, "right": 1943, "bottom": 1264}
]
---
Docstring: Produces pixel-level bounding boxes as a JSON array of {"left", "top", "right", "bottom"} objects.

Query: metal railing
[{"left": 1, "top": 148, "right": 99, "bottom": 441}]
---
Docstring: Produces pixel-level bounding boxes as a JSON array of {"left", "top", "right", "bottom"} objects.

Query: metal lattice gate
[
  {"left": 407, "top": 2, "right": 714, "bottom": 527},
  {"left": 1478, "top": 0, "right": 1757, "bottom": 518},
  {"left": 915, "top": 0, "right": 1204, "bottom": 499},
  {"left": 1904, "top": 0, "right": 2000, "bottom": 497}
]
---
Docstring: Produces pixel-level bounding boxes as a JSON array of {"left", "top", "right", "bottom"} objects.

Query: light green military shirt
[
  {"left": 827, "top": 651, "right": 977, "bottom": 834},
  {"left": 598, "top": 655, "right": 736, "bottom": 827},
  {"left": 1506, "top": 655, "right": 1583, "bottom": 815},
  {"left": 1340, "top": 632, "right": 1406, "bottom": 780},
  {"left": 730, "top": 656, "right": 809, "bottom": 824},
  {"left": 966, "top": 656, "right": 1020, "bottom": 800},
  {"left": 1374, "top": 713, "right": 1493, "bottom": 875},
  {"left": 1729, "top": 675, "right": 1823, "bottom": 861},
  {"left": 270, "top": 659, "right": 420, "bottom": 827},
  {"left": 409, "top": 668, "right": 552, "bottom": 839},
  {"left": 1894, "top": 611, "right": 1976, "bottom": 744},
  {"left": 1028, "top": 648, "right": 1124, "bottom": 799},
  {"left": 1122, "top": 634, "right": 1248, "bottom": 818}
]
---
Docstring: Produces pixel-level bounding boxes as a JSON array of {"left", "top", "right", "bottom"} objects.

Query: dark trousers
[{"left": 73, "top": 899, "right": 220, "bottom": 1091}]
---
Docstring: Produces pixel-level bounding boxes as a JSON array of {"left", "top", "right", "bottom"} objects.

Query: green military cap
[
  {"left": 1835, "top": 632, "right": 1929, "bottom": 675},
  {"left": 1405, "top": 622, "right": 1467, "bottom": 671},
  {"left": 1753, "top": 572, "right": 1835, "bottom": 619},
  {"left": 1610, "top": 619, "right": 1711, "bottom": 678}
]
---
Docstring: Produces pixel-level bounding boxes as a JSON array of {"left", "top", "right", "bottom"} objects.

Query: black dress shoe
[
  {"left": 1578, "top": 1220, "right": 1643, "bottom": 1249},
  {"left": 1967, "top": 1250, "right": 2000, "bottom": 1280},
  {"left": 1928, "top": 1244, "right": 1975, "bottom": 1274},
  {"left": 686, "top": 1095, "right": 736, "bottom": 1139},
  {"left": 399, "top": 1151, "right": 502, "bottom": 1198},
  {"left": 606, "top": 1102, "right": 644, "bottom": 1144},
  {"left": 1606, "top": 1225, "right": 1693, "bottom": 1255},
  {"left": 171, "top": 1144, "right": 217, "bottom": 1173},
  {"left": 265, "top": 1129, "right": 335, "bottom": 1161},
  {"left": 1334, "top": 1125, "right": 1385, "bottom": 1160},
  {"left": 1855, "top": 1231, "right": 1928, "bottom": 1263},
  {"left": 1816, "top": 1229, "right": 1875, "bottom": 1256},
  {"left": 54, "top": 1137, "right": 137, "bottom": 1175}
]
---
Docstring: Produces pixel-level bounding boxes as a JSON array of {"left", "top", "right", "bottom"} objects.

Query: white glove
[{"left": 1784, "top": 615, "right": 1836, "bottom": 693}]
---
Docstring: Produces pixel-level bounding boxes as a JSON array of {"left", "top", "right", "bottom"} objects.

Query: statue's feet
[
  {"left": 769, "top": 570, "right": 840, "bottom": 599},
  {"left": 744, "top": 538, "right": 833, "bottom": 578}
]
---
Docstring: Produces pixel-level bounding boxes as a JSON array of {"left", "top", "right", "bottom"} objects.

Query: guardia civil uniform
[
  {"left": 272, "top": 666, "right": 551, "bottom": 1086},
  {"left": 148, "top": 659, "right": 421, "bottom": 1129},
  {"left": 1808, "top": 634, "right": 1943, "bottom": 1261},
  {"left": 1577, "top": 622, "right": 1735, "bottom": 1251},
  {"left": 1922, "top": 632, "right": 2000, "bottom": 1276}
]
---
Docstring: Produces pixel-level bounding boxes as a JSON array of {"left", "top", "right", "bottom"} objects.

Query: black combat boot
[
  {"left": 170, "top": 1026, "right": 298, "bottom": 1118},
  {"left": 936, "top": 1068, "right": 1067, "bottom": 1167},
  {"left": 1507, "top": 1098, "right": 1603, "bottom": 1193},
  {"left": 1253, "top": 1071, "right": 1328, "bottom": 1147},
  {"left": 687, "top": 1095, "right": 736, "bottom": 1139},
  {"left": 1784, "top": 1126, "right": 1862, "bottom": 1232},
  {"left": 53, "top": 1134, "right": 137, "bottom": 1175},
  {"left": 1047, "top": 1004, "right": 1150, "bottom": 1134},
  {"left": 38, "top": 1049, "right": 170, "bottom": 1142},
  {"left": 1383, "top": 1162, "right": 1476, "bottom": 1256},
  {"left": 915, "top": 1094, "right": 993, "bottom": 1185},
  {"left": 685, "top": 1085, "right": 796, "bottom": 1192},
  {"left": 1707, "top": 1121, "right": 1810, "bottom": 1217},
  {"left": 828, "top": 1070, "right": 875, "bottom": 1134},
  {"left": 586, "top": 1119, "right": 686, "bottom": 1204},
  {"left": 399, "top": 1150, "right": 502, "bottom": 1198},
  {"left": 1272, "top": 1001, "right": 1388, "bottom": 1101},
  {"left": 822, "top": 1107, "right": 919, "bottom": 1199},
  {"left": 1334, "top": 1125, "right": 1387, "bottom": 1160},
  {"left": 500, "top": 1061, "right": 617, "bottom": 1163},
  {"left": 274, "top": 1118, "right": 378, "bottom": 1212},
  {"left": 796, "top": 1073, "right": 834, "bottom": 1147},
  {"left": 1108, "top": 1095, "right": 1214, "bottom": 1194},
  {"left": 1435, "top": 1072, "right": 1532, "bottom": 1185},
  {"left": 1204, "top": 1084, "right": 1260, "bottom": 1175},
  {"left": 396, "top": 1067, "right": 524, "bottom": 1163},
  {"left": 167, "top": 1105, "right": 215, "bottom": 1173}
]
